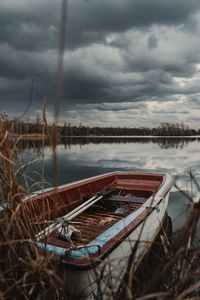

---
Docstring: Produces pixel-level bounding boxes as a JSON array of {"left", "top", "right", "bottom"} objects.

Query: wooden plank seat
[{"left": 106, "top": 195, "right": 147, "bottom": 204}]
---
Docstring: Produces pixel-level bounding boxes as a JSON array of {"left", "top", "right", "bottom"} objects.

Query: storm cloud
[{"left": 0, "top": 0, "right": 200, "bottom": 127}]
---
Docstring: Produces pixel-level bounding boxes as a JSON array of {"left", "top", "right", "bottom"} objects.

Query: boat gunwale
[
  {"left": 41, "top": 173, "right": 174, "bottom": 270},
  {"left": 27, "top": 172, "right": 173, "bottom": 270},
  {"left": 25, "top": 171, "right": 166, "bottom": 202}
]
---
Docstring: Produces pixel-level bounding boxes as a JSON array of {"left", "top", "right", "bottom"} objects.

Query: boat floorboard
[{"left": 47, "top": 201, "right": 142, "bottom": 248}]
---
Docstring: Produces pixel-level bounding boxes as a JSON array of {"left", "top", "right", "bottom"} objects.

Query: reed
[
  {"left": 0, "top": 118, "right": 63, "bottom": 300},
  {"left": 1, "top": 114, "right": 200, "bottom": 299},
  {"left": 116, "top": 176, "right": 200, "bottom": 300}
]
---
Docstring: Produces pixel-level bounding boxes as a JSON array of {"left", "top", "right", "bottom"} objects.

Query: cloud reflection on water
[
  {"left": 20, "top": 138, "right": 200, "bottom": 189},
  {"left": 19, "top": 138, "right": 200, "bottom": 233}
]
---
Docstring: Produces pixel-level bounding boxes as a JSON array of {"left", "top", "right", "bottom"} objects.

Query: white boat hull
[{"left": 63, "top": 191, "right": 170, "bottom": 299}]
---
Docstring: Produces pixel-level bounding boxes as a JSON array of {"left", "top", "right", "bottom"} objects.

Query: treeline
[
  {"left": 60, "top": 122, "right": 200, "bottom": 136},
  {"left": 1, "top": 115, "right": 200, "bottom": 136}
]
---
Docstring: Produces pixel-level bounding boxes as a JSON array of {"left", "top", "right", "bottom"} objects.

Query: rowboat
[{"left": 24, "top": 171, "right": 173, "bottom": 298}]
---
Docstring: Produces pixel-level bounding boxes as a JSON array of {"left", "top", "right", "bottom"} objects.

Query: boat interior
[{"left": 22, "top": 173, "right": 164, "bottom": 250}]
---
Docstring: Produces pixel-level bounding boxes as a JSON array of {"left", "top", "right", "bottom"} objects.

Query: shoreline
[
  {"left": 1, "top": 134, "right": 200, "bottom": 141},
  {"left": 61, "top": 135, "right": 200, "bottom": 138}
]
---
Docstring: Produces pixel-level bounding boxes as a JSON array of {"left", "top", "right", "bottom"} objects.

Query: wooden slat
[{"left": 107, "top": 195, "right": 146, "bottom": 204}]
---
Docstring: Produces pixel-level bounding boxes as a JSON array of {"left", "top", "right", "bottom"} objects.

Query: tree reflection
[{"left": 16, "top": 137, "right": 200, "bottom": 151}]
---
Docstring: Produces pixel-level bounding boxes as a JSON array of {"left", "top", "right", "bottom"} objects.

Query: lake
[{"left": 19, "top": 137, "right": 200, "bottom": 234}]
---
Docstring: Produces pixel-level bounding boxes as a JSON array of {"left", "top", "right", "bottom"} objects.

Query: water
[{"left": 19, "top": 137, "right": 200, "bottom": 234}]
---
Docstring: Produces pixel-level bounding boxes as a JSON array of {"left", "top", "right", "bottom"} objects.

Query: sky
[{"left": 0, "top": 0, "right": 200, "bottom": 128}]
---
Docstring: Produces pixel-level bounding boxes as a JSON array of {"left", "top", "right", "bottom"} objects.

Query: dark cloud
[
  {"left": 148, "top": 34, "right": 158, "bottom": 49},
  {"left": 0, "top": 44, "right": 55, "bottom": 79},
  {"left": 121, "top": 43, "right": 198, "bottom": 78},
  {"left": 0, "top": 1, "right": 59, "bottom": 51},
  {"left": 63, "top": 70, "right": 110, "bottom": 104},
  {"left": 0, "top": 0, "right": 199, "bottom": 51},
  {"left": 71, "top": 102, "right": 145, "bottom": 113},
  {"left": 0, "top": 0, "right": 200, "bottom": 127},
  {"left": 0, "top": 22, "right": 58, "bottom": 52},
  {"left": 61, "top": 71, "right": 171, "bottom": 105},
  {"left": 66, "top": 0, "right": 200, "bottom": 49}
]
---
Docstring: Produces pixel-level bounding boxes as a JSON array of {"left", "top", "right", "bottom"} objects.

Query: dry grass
[
  {"left": 0, "top": 115, "right": 200, "bottom": 299},
  {"left": 0, "top": 118, "right": 63, "bottom": 300},
  {"left": 118, "top": 178, "right": 200, "bottom": 300}
]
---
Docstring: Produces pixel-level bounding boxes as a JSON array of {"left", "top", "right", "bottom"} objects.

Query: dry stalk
[{"left": 0, "top": 118, "right": 63, "bottom": 300}]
